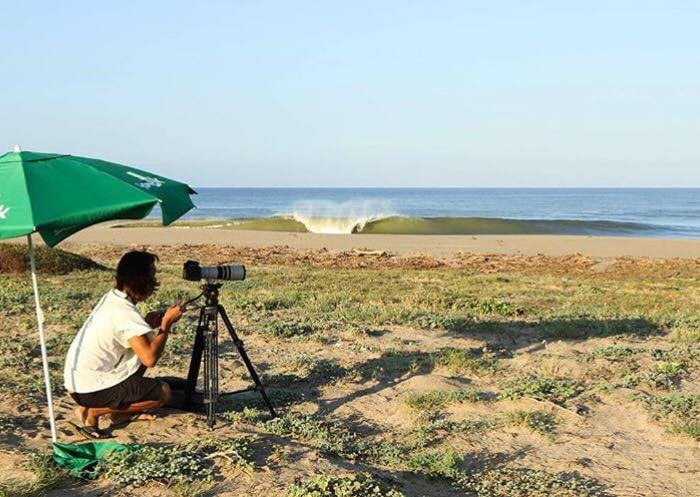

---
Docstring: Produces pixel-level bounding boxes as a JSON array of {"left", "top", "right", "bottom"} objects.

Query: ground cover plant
[
  {"left": 0, "top": 245, "right": 698, "bottom": 496},
  {"left": 638, "top": 393, "right": 699, "bottom": 439},
  {"left": 287, "top": 474, "right": 405, "bottom": 497},
  {"left": 99, "top": 435, "right": 258, "bottom": 487}
]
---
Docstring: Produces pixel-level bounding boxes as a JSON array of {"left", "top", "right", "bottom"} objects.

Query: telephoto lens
[
  {"left": 200, "top": 264, "right": 246, "bottom": 281},
  {"left": 183, "top": 260, "right": 246, "bottom": 281}
]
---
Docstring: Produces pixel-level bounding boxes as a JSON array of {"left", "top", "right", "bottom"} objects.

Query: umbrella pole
[{"left": 27, "top": 234, "right": 58, "bottom": 443}]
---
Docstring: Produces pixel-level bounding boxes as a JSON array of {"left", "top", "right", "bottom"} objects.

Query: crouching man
[{"left": 63, "top": 250, "right": 182, "bottom": 439}]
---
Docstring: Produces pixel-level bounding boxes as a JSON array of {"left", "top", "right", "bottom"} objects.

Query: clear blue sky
[{"left": 2, "top": 1, "right": 698, "bottom": 187}]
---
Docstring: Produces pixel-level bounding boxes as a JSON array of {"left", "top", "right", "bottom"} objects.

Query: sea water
[{"left": 164, "top": 188, "right": 700, "bottom": 238}]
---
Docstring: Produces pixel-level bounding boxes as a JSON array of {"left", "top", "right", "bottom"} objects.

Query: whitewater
[{"left": 284, "top": 199, "right": 395, "bottom": 234}]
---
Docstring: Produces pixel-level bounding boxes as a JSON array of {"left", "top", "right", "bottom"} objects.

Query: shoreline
[{"left": 55, "top": 225, "right": 700, "bottom": 259}]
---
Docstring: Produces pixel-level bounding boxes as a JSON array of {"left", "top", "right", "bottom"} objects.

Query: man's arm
[{"left": 129, "top": 305, "right": 182, "bottom": 368}]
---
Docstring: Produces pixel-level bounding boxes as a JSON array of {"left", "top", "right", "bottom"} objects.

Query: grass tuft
[
  {"left": 404, "top": 389, "right": 488, "bottom": 413},
  {"left": 0, "top": 450, "right": 68, "bottom": 497}
]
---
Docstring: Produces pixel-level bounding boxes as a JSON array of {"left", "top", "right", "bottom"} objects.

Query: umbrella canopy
[
  {"left": 0, "top": 148, "right": 196, "bottom": 445},
  {"left": 0, "top": 150, "right": 195, "bottom": 246}
]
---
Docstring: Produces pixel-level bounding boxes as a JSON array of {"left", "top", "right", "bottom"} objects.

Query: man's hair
[{"left": 116, "top": 251, "right": 160, "bottom": 300}]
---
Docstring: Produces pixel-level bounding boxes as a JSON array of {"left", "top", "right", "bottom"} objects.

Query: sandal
[{"left": 69, "top": 421, "right": 113, "bottom": 440}]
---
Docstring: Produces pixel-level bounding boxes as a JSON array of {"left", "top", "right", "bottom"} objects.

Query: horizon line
[{"left": 190, "top": 185, "right": 700, "bottom": 189}]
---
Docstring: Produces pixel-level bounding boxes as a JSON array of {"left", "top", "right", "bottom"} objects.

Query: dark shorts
[{"left": 70, "top": 366, "right": 164, "bottom": 409}]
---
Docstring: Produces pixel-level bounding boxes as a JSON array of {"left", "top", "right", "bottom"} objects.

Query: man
[{"left": 63, "top": 250, "right": 183, "bottom": 439}]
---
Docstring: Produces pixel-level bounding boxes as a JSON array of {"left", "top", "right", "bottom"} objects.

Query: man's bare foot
[
  {"left": 71, "top": 406, "right": 111, "bottom": 439},
  {"left": 74, "top": 405, "right": 88, "bottom": 424},
  {"left": 110, "top": 411, "right": 157, "bottom": 427}
]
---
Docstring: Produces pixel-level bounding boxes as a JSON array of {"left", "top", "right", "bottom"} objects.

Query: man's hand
[
  {"left": 161, "top": 304, "right": 183, "bottom": 331},
  {"left": 129, "top": 304, "right": 181, "bottom": 368},
  {"left": 144, "top": 310, "right": 164, "bottom": 329}
]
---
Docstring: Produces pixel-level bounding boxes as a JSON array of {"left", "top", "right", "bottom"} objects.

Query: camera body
[{"left": 183, "top": 260, "right": 246, "bottom": 282}]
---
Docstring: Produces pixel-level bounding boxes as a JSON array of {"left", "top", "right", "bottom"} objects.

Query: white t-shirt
[{"left": 64, "top": 289, "right": 154, "bottom": 393}]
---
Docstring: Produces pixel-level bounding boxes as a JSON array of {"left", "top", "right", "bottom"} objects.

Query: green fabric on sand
[{"left": 53, "top": 441, "right": 139, "bottom": 478}]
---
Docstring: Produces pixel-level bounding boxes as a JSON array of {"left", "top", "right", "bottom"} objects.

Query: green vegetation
[
  {"left": 99, "top": 436, "right": 257, "bottom": 487},
  {"left": 408, "top": 415, "right": 500, "bottom": 447},
  {"left": 266, "top": 412, "right": 371, "bottom": 461},
  {"left": 432, "top": 346, "right": 502, "bottom": 374},
  {"left": 0, "top": 450, "right": 69, "bottom": 497},
  {"left": 623, "top": 361, "right": 689, "bottom": 389},
  {"left": 460, "top": 467, "right": 612, "bottom": 497},
  {"left": 261, "top": 410, "right": 607, "bottom": 496},
  {"left": 288, "top": 474, "right": 405, "bottom": 497},
  {"left": 506, "top": 410, "right": 557, "bottom": 435},
  {"left": 583, "top": 345, "right": 641, "bottom": 362},
  {"left": 404, "top": 389, "right": 488, "bottom": 413},
  {"left": 499, "top": 375, "right": 585, "bottom": 405},
  {"left": 640, "top": 393, "right": 699, "bottom": 438},
  {"left": 260, "top": 318, "right": 319, "bottom": 338}
]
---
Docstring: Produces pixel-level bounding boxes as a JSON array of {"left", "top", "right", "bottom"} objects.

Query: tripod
[{"left": 183, "top": 282, "right": 276, "bottom": 428}]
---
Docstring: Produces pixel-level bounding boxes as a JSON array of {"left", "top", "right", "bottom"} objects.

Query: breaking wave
[
  {"left": 183, "top": 198, "right": 667, "bottom": 236},
  {"left": 224, "top": 215, "right": 662, "bottom": 236},
  {"left": 282, "top": 199, "right": 395, "bottom": 234}
]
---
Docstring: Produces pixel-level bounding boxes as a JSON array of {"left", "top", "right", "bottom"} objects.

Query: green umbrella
[
  {"left": 0, "top": 147, "right": 196, "bottom": 442},
  {"left": 0, "top": 148, "right": 195, "bottom": 246}
]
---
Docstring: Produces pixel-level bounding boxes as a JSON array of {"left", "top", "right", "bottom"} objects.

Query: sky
[{"left": 2, "top": 1, "right": 698, "bottom": 187}]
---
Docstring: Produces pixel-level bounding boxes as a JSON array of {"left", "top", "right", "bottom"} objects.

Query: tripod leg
[
  {"left": 203, "top": 306, "right": 218, "bottom": 429},
  {"left": 184, "top": 307, "right": 206, "bottom": 405},
  {"left": 218, "top": 305, "right": 276, "bottom": 418}
]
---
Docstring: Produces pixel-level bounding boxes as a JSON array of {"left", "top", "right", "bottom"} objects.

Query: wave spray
[{"left": 283, "top": 199, "right": 395, "bottom": 234}]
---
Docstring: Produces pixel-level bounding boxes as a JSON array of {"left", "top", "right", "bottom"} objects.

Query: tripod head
[{"left": 182, "top": 282, "right": 223, "bottom": 310}]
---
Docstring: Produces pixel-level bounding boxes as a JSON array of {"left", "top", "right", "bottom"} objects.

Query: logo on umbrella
[
  {"left": 126, "top": 171, "right": 164, "bottom": 190},
  {"left": 0, "top": 195, "right": 9, "bottom": 219}
]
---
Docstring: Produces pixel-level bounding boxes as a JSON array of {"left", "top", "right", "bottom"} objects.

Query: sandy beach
[
  {"left": 1, "top": 231, "right": 698, "bottom": 497},
  {"left": 60, "top": 225, "right": 700, "bottom": 259}
]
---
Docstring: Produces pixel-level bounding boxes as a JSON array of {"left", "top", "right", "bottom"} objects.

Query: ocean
[{"left": 166, "top": 188, "right": 700, "bottom": 238}]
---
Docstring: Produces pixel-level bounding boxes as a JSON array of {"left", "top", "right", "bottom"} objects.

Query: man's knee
[{"left": 160, "top": 382, "right": 171, "bottom": 404}]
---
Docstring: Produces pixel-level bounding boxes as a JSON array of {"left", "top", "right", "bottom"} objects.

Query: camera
[{"left": 182, "top": 260, "right": 246, "bottom": 282}]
